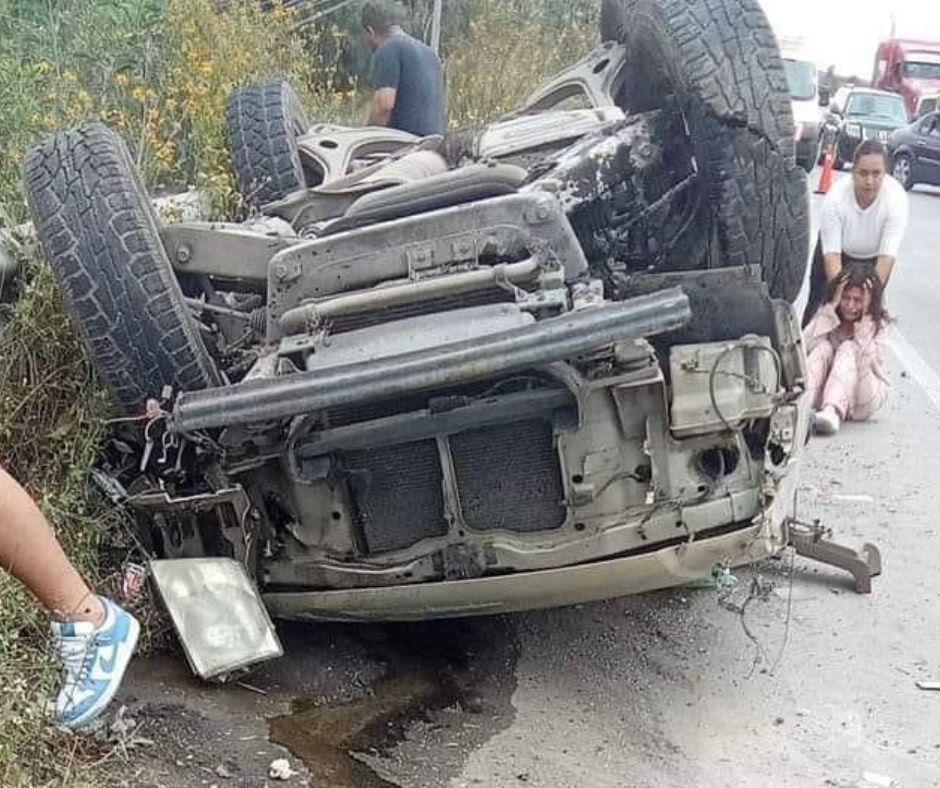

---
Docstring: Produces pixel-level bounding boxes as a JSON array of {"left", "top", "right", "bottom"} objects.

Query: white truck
[{"left": 779, "top": 35, "right": 825, "bottom": 171}]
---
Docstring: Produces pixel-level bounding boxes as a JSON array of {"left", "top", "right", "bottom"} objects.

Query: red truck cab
[{"left": 873, "top": 39, "right": 940, "bottom": 119}]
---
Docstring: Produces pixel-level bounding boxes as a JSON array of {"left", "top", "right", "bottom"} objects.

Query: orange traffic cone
[{"left": 815, "top": 144, "right": 834, "bottom": 194}]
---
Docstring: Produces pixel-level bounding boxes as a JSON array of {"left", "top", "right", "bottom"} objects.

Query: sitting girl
[{"left": 804, "top": 267, "right": 889, "bottom": 435}]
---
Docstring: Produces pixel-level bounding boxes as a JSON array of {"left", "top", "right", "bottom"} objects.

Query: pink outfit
[{"left": 803, "top": 304, "right": 888, "bottom": 421}]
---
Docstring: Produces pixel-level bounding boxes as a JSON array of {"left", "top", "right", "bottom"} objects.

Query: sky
[{"left": 759, "top": 0, "right": 940, "bottom": 77}]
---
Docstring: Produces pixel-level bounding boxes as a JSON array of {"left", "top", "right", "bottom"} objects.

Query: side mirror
[{"left": 829, "top": 102, "right": 841, "bottom": 115}]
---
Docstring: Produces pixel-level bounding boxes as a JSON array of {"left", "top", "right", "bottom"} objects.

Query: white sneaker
[
  {"left": 50, "top": 597, "right": 139, "bottom": 729},
  {"left": 814, "top": 406, "right": 841, "bottom": 435}
]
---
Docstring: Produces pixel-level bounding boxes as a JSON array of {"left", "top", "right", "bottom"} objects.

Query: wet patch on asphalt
[
  {"left": 269, "top": 671, "right": 464, "bottom": 786},
  {"left": 268, "top": 618, "right": 519, "bottom": 787}
]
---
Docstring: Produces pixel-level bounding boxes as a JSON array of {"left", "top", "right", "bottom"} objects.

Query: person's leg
[
  {"left": 806, "top": 340, "right": 835, "bottom": 409},
  {"left": 0, "top": 465, "right": 138, "bottom": 728},
  {"left": 848, "top": 365, "right": 888, "bottom": 422},
  {"left": 0, "top": 465, "right": 104, "bottom": 624},
  {"left": 821, "top": 341, "right": 858, "bottom": 420}
]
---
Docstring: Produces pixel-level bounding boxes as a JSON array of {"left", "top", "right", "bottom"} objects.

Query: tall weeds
[{"left": 445, "top": 0, "right": 598, "bottom": 127}]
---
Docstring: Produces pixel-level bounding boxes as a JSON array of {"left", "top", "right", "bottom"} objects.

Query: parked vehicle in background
[
  {"left": 828, "top": 88, "right": 908, "bottom": 168},
  {"left": 887, "top": 110, "right": 940, "bottom": 190},
  {"left": 779, "top": 37, "right": 825, "bottom": 172},
  {"left": 873, "top": 39, "right": 940, "bottom": 119},
  {"left": 915, "top": 93, "right": 940, "bottom": 118}
]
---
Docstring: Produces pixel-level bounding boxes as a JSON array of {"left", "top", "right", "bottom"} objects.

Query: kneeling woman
[{"left": 804, "top": 268, "right": 889, "bottom": 435}]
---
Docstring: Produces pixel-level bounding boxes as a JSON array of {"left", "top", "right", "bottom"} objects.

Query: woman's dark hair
[
  {"left": 853, "top": 138, "right": 889, "bottom": 166},
  {"left": 826, "top": 266, "right": 890, "bottom": 330}
]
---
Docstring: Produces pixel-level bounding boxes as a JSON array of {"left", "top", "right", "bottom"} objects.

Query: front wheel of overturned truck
[
  {"left": 24, "top": 123, "right": 220, "bottom": 415},
  {"left": 601, "top": 0, "right": 811, "bottom": 302}
]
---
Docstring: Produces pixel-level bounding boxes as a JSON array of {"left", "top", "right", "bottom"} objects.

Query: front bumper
[
  {"left": 263, "top": 520, "right": 783, "bottom": 621},
  {"left": 262, "top": 433, "right": 806, "bottom": 622}
]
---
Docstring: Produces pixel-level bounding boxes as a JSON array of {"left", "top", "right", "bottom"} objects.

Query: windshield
[
  {"left": 904, "top": 61, "right": 940, "bottom": 80},
  {"left": 844, "top": 93, "right": 907, "bottom": 123},
  {"left": 783, "top": 58, "right": 816, "bottom": 101}
]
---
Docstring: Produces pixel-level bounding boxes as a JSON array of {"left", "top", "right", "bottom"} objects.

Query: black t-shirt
[{"left": 370, "top": 31, "right": 446, "bottom": 137}]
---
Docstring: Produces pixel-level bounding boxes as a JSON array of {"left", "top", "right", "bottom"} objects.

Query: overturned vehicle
[{"left": 26, "top": 0, "right": 827, "bottom": 670}]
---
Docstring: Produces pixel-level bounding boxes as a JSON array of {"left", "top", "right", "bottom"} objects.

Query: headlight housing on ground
[{"left": 150, "top": 558, "right": 283, "bottom": 679}]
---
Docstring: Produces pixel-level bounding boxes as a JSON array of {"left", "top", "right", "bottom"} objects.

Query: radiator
[
  {"left": 343, "top": 440, "right": 448, "bottom": 554},
  {"left": 450, "top": 419, "right": 565, "bottom": 533}
]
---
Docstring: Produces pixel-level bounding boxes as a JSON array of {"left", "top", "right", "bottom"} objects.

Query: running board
[{"left": 785, "top": 519, "right": 883, "bottom": 594}]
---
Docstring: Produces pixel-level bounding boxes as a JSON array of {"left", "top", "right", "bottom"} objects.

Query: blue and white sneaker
[{"left": 50, "top": 596, "right": 140, "bottom": 729}]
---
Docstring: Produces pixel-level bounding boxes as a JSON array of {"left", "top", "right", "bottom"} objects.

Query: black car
[
  {"left": 825, "top": 88, "right": 908, "bottom": 169},
  {"left": 888, "top": 111, "right": 940, "bottom": 190}
]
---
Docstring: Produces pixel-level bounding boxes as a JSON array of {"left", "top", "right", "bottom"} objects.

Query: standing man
[
  {"left": 802, "top": 139, "right": 909, "bottom": 326},
  {"left": 0, "top": 465, "right": 138, "bottom": 728},
  {"left": 362, "top": 0, "right": 446, "bottom": 137}
]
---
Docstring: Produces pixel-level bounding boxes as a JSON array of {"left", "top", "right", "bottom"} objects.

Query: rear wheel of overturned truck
[
  {"left": 24, "top": 123, "right": 220, "bottom": 415},
  {"left": 601, "top": 0, "right": 810, "bottom": 302},
  {"left": 226, "top": 79, "right": 311, "bottom": 209}
]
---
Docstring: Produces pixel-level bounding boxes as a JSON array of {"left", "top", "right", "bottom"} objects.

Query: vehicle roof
[
  {"left": 882, "top": 39, "right": 940, "bottom": 55},
  {"left": 844, "top": 87, "right": 904, "bottom": 98}
]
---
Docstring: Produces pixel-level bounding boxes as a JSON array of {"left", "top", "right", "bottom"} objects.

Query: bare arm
[
  {"left": 819, "top": 193, "right": 843, "bottom": 283},
  {"left": 823, "top": 252, "right": 843, "bottom": 283},
  {"left": 876, "top": 184, "right": 909, "bottom": 285},
  {"left": 367, "top": 87, "right": 397, "bottom": 127},
  {"left": 874, "top": 254, "right": 896, "bottom": 285}
]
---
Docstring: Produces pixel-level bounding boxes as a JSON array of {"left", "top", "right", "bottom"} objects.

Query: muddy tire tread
[
  {"left": 601, "top": 0, "right": 810, "bottom": 301},
  {"left": 226, "top": 79, "right": 308, "bottom": 207},
  {"left": 24, "top": 123, "right": 219, "bottom": 414}
]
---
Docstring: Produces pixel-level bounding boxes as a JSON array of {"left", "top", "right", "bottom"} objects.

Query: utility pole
[{"left": 430, "top": 0, "right": 443, "bottom": 56}]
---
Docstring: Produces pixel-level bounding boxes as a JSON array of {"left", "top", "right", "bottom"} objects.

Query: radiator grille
[
  {"left": 450, "top": 419, "right": 565, "bottom": 532},
  {"left": 343, "top": 440, "right": 448, "bottom": 554}
]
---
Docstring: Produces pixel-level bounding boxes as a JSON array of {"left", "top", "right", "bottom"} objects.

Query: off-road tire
[
  {"left": 601, "top": 0, "right": 810, "bottom": 302},
  {"left": 226, "top": 79, "right": 310, "bottom": 207},
  {"left": 24, "top": 123, "right": 220, "bottom": 415}
]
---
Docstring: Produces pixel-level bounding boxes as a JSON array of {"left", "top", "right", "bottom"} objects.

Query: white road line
[{"left": 887, "top": 327, "right": 940, "bottom": 413}]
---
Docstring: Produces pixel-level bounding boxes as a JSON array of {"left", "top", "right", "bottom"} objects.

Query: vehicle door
[{"left": 915, "top": 112, "right": 940, "bottom": 185}]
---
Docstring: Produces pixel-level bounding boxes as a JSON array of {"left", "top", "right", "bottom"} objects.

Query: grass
[
  {"left": 0, "top": 259, "right": 117, "bottom": 787},
  {"left": 0, "top": 1, "right": 595, "bottom": 784}
]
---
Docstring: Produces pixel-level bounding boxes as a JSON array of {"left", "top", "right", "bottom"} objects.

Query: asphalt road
[{"left": 117, "top": 172, "right": 940, "bottom": 788}]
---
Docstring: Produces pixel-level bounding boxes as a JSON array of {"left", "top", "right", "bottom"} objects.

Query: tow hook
[{"left": 784, "top": 518, "right": 883, "bottom": 594}]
